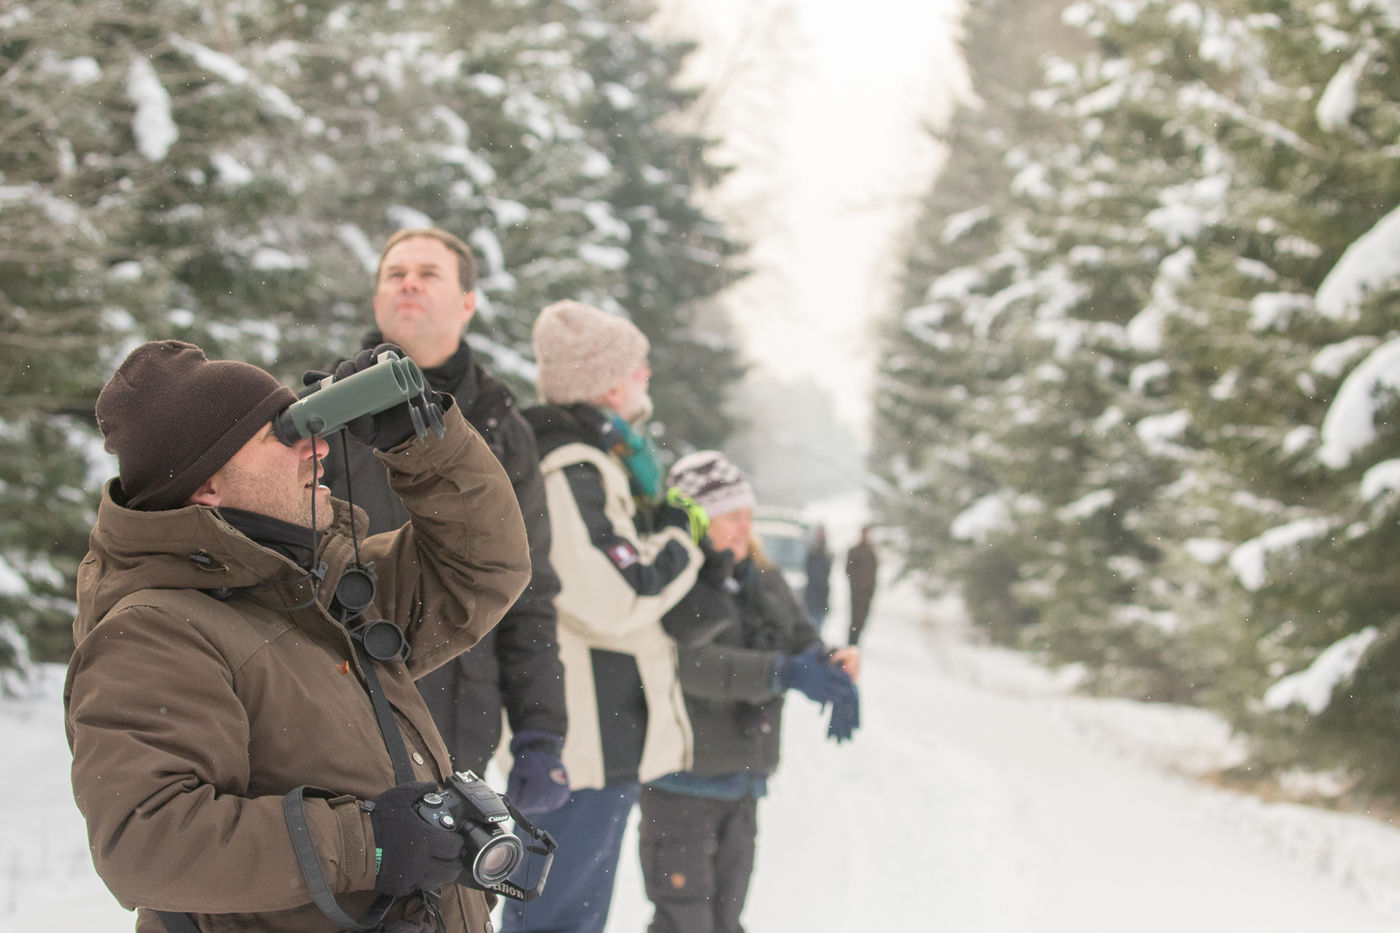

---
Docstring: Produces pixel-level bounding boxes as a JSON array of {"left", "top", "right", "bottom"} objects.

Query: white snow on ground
[
  {"left": 607, "top": 574, "right": 1400, "bottom": 931},
  {"left": 9, "top": 567, "right": 1400, "bottom": 929}
]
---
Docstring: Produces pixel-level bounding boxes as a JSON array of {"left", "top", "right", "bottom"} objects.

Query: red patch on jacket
[
  {"left": 607, "top": 542, "right": 639, "bottom": 570},
  {"left": 337, "top": 661, "right": 351, "bottom": 675}
]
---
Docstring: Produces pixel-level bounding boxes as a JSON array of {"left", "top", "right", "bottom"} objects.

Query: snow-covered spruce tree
[
  {"left": 874, "top": 0, "right": 1083, "bottom": 643},
  {"left": 1157, "top": 0, "right": 1400, "bottom": 791},
  {"left": 571, "top": 2, "right": 746, "bottom": 451},
  {"left": 277, "top": 0, "right": 647, "bottom": 372},
  {"left": 880, "top": 0, "right": 1262, "bottom": 702},
  {"left": 0, "top": 0, "right": 317, "bottom": 668},
  {"left": 0, "top": 0, "right": 746, "bottom": 673},
  {"left": 885, "top": 0, "right": 1400, "bottom": 786},
  {"left": 213, "top": 0, "right": 748, "bottom": 446}
]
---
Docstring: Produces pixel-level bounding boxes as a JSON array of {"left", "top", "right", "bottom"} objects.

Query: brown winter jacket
[{"left": 64, "top": 404, "right": 530, "bottom": 933}]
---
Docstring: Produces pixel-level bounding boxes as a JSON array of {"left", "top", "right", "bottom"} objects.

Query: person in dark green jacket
[{"left": 640, "top": 451, "right": 861, "bottom": 933}]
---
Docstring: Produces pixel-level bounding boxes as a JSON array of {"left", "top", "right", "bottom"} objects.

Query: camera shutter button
[{"left": 423, "top": 792, "right": 444, "bottom": 806}]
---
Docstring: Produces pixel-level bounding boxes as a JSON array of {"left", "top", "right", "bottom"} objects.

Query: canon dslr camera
[{"left": 414, "top": 770, "right": 557, "bottom": 901}]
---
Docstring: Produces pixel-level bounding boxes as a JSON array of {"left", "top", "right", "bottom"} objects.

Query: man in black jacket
[{"left": 320, "top": 228, "right": 570, "bottom": 815}]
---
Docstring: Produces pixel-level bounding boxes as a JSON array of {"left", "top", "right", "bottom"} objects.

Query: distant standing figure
[
  {"left": 803, "top": 525, "right": 832, "bottom": 632},
  {"left": 845, "top": 526, "right": 879, "bottom": 646}
]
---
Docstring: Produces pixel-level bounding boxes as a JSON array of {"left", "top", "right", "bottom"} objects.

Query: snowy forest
[
  {"left": 0, "top": 0, "right": 746, "bottom": 666},
  {"left": 6, "top": 0, "right": 1400, "bottom": 809},
  {"left": 874, "top": 0, "right": 1400, "bottom": 799}
]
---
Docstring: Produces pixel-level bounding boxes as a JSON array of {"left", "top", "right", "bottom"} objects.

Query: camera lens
[{"left": 468, "top": 830, "right": 523, "bottom": 886}]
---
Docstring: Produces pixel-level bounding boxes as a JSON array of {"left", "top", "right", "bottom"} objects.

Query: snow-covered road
[
  {"left": 608, "top": 581, "right": 1400, "bottom": 932},
  {"left": 9, "top": 578, "right": 1400, "bottom": 930}
]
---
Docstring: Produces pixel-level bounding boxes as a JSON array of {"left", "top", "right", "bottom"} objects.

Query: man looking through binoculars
[{"left": 65, "top": 339, "right": 530, "bottom": 932}]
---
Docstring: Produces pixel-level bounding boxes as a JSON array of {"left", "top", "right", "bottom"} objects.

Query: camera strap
[
  {"left": 277, "top": 643, "right": 421, "bottom": 930},
  {"left": 155, "top": 911, "right": 200, "bottom": 933},
  {"left": 283, "top": 786, "right": 397, "bottom": 931}
]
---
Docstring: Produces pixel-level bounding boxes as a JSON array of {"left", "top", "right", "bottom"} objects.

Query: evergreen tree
[
  {"left": 1153, "top": 1, "right": 1400, "bottom": 789},
  {"left": 880, "top": 0, "right": 1400, "bottom": 790},
  {"left": 571, "top": 4, "right": 746, "bottom": 451},
  {"left": 0, "top": 0, "right": 746, "bottom": 675},
  {"left": 874, "top": 0, "right": 1083, "bottom": 637}
]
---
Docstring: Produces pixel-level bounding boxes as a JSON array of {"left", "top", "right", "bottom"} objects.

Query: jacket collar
[
  {"left": 74, "top": 479, "right": 368, "bottom": 640},
  {"left": 362, "top": 331, "right": 479, "bottom": 408}
]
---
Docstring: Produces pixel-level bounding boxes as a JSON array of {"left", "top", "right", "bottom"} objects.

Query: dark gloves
[
  {"left": 659, "top": 487, "right": 710, "bottom": 543},
  {"left": 784, "top": 647, "right": 856, "bottom": 739},
  {"left": 826, "top": 685, "right": 860, "bottom": 743},
  {"left": 367, "top": 782, "right": 465, "bottom": 897},
  {"left": 305, "top": 343, "right": 440, "bottom": 450},
  {"left": 506, "top": 730, "right": 571, "bottom": 816},
  {"left": 777, "top": 647, "right": 861, "bottom": 743},
  {"left": 696, "top": 536, "right": 735, "bottom": 587},
  {"left": 778, "top": 646, "right": 851, "bottom": 703}
]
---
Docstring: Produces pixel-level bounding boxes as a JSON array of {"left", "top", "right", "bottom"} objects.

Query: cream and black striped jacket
[{"left": 524, "top": 403, "right": 702, "bottom": 790}]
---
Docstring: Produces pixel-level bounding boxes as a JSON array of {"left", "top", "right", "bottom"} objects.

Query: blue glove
[
  {"left": 827, "top": 687, "right": 860, "bottom": 743},
  {"left": 506, "top": 730, "right": 571, "bottom": 815},
  {"left": 777, "top": 646, "right": 855, "bottom": 707}
]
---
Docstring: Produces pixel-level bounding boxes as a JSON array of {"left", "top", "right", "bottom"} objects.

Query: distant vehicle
[{"left": 752, "top": 509, "right": 811, "bottom": 595}]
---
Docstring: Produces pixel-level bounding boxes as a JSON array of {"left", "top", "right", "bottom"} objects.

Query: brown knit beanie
[
  {"left": 532, "top": 300, "right": 650, "bottom": 404},
  {"left": 95, "top": 340, "right": 298, "bottom": 510},
  {"left": 667, "top": 450, "right": 756, "bottom": 518}
]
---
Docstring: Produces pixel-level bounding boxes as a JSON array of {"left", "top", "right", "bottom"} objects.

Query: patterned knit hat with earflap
[
  {"left": 95, "top": 340, "right": 298, "bottom": 510},
  {"left": 666, "top": 450, "right": 756, "bottom": 519}
]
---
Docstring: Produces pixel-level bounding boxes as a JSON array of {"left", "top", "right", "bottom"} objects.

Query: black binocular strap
[{"left": 354, "top": 639, "right": 418, "bottom": 785}]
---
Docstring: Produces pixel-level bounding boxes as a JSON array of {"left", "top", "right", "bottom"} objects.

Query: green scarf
[{"left": 602, "top": 409, "right": 663, "bottom": 505}]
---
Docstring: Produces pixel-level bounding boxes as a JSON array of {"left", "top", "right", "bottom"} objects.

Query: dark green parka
[{"left": 664, "top": 558, "right": 821, "bottom": 779}]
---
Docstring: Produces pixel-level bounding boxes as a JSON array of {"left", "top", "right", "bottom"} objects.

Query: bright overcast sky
[{"left": 652, "top": 0, "right": 966, "bottom": 439}]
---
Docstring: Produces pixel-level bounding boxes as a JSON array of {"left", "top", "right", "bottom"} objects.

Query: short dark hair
[{"left": 376, "top": 227, "right": 478, "bottom": 293}]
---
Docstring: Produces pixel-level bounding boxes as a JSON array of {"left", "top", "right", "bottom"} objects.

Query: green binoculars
[{"left": 271, "top": 349, "right": 443, "bottom": 445}]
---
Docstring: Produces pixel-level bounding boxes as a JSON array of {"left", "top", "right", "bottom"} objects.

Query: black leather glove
[
  {"left": 697, "top": 537, "right": 735, "bottom": 586},
  {"left": 304, "top": 343, "right": 430, "bottom": 450},
  {"left": 367, "top": 782, "right": 465, "bottom": 897}
]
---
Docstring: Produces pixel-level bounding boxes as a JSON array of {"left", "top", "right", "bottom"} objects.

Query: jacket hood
[
  {"left": 522, "top": 402, "right": 608, "bottom": 459},
  {"left": 74, "top": 479, "right": 364, "bottom": 643}
]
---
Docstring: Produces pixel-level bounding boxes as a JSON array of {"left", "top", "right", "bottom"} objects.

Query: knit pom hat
[
  {"left": 666, "top": 450, "right": 756, "bottom": 518},
  {"left": 532, "top": 300, "right": 650, "bottom": 404},
  {"left": 95, "top": 340, "right": 298, "bottom": 510}
]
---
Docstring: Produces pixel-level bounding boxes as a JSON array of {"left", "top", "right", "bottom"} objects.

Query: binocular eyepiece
[{"left": 271, "top": 349, "right": 443, "bottom": 445}]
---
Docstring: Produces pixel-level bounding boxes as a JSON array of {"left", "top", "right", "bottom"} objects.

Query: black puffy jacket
[{"left": 320, "top": 338, "right": 566, "bottom": 773}]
